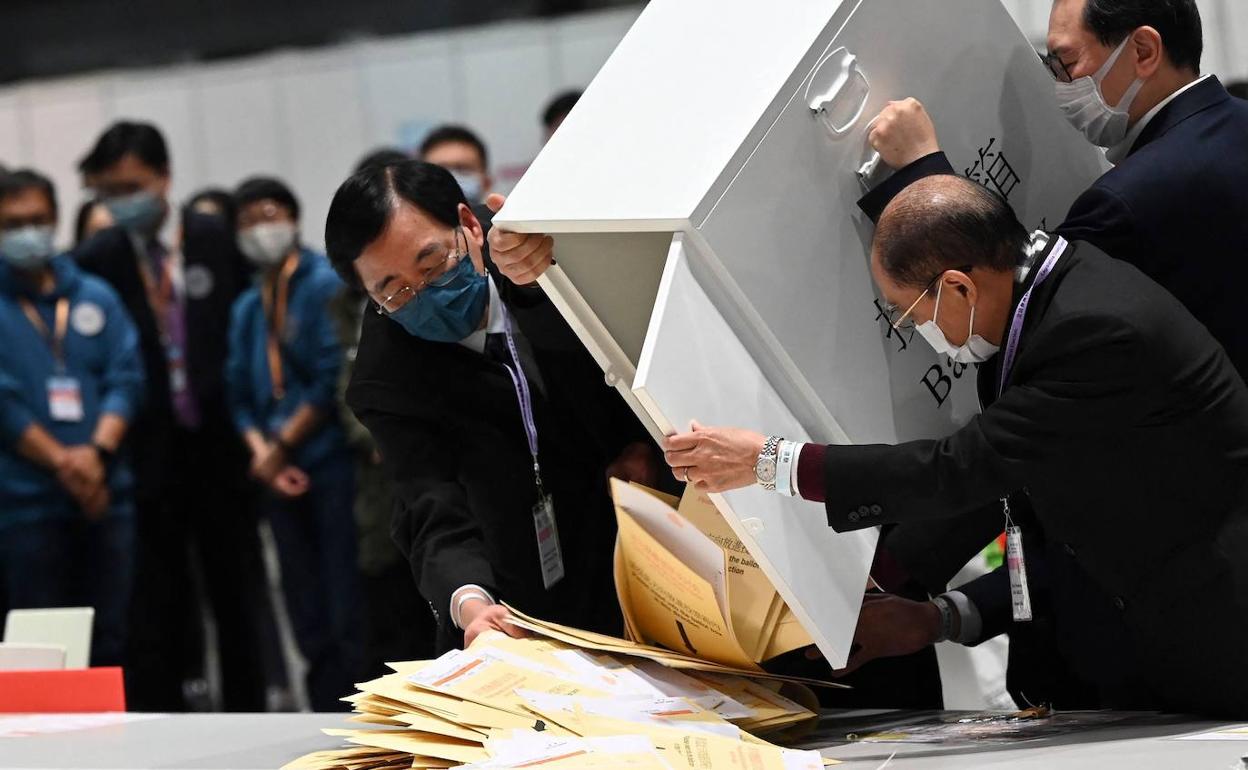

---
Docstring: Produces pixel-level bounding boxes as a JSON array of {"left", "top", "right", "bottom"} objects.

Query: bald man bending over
[{"left": 662, "top": 175, "right": 1248, "bottom": 718}]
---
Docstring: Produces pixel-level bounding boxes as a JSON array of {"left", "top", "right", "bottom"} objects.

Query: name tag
[
  {"left": 1006, "top": 525, "right": 1033, "bottom": 622},
  {"left": 533, "top": 494, "right": 565, "bottom": 590},
  {"left": 47, "top": 376, "right": 84, "bottom": 423}
]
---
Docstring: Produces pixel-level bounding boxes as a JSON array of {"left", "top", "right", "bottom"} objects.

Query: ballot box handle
[{"left": 806, "top": 47, "right": 870, "bottom": 137}]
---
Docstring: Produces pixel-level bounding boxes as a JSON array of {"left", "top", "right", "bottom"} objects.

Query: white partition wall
[{"left": 496, "top": 0, "right": 1110, "bottom": 666}]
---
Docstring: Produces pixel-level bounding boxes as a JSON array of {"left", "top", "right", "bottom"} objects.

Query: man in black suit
[
  {"left": 857, "top": 0, "right": 1248, "bottom": 706},
  {"left": 324, "top": 160, "right": 661, "bottom": 651},
  {"left": 74, "top": 122, "right": 268, "bottom": 711},
  {"left": 663, "top": 175, "right": 1248, "bottom": 718}
]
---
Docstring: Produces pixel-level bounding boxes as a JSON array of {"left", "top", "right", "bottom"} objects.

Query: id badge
[
  {"left": 1006, "top": 525, "right": 1033, "bottom": 622},
  {"left": 47, "top": 376, "right": 85, "bottom": 423},
  {"left": 532, "top": 494, "right": 565, "bottom": 590}
]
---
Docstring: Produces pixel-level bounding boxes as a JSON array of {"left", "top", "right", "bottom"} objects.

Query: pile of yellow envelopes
[{"left": 284, "top": 625, "right": 838, "bottom": 770}]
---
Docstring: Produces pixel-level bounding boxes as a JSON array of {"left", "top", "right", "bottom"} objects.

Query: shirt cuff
[
  {"left": 796, "top": 443, "right": 827, "bottom": 503},
  {"left": 940, "top": 589, "right": 983, "bottom": 645},
  {"left": 450, "top": 584, "right": 496, "bottom": 630}
]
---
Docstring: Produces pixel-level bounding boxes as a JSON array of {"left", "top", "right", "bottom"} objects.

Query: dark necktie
[{"left": 484, "top": 328, "right": 546, "bottom": 398}]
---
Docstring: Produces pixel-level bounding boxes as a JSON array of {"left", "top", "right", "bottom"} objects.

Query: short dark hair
[
  {"left": 875, "top": 175, "right": 1027, "bottom": 289},
  {"left": 1226, "top": 81, "right": 1248, "bottom": 101},
  {"left": 1083, "top": 0, "right": 1202, "bottom": 73},
  {"left": 0, "top": 168, "right": 58, "bottom": 220},
  {"left": 542, "top": 89, "right": 582, "bottom": 130},
  {"left": 418, "top": 125, "right": 489, "bottom": 170},
  {"left": 78, "top": 121, "right": 170, "bottom": 176},
  {"left": 233, "top": 176, "right": 300, "bottom": 222},
  {"left": 183, "top": 187, "right": 237, "bottom": 230},
  {"left": 324, "top": 160, "right": 467, "bottom": 289},
  {"left": 354, "top": 147, "right": 410, "bottom": 175}
]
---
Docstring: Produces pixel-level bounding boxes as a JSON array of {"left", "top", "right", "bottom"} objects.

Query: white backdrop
[{"left": 0, "top": 1, "right": 1243, "bottom": 252}]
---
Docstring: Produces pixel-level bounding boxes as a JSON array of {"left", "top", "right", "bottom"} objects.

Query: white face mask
[
  {"left": 914, "top": 278, "right": 1000, "bottom": 364},
  {"left": 1054, "top": 36, "right": 1146, "bottom": 148},
  {"left": 237, "top": 222, "right": 297, "bottom": 268}
]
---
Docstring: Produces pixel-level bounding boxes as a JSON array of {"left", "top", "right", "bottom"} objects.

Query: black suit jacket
[
  {"left": 818, "top": 238, "right": 1248, "bottom": 717},
  {"left": 346, "top": 253, "right": 649, "bottom": 650},
  {"left": 73, "top": 215, "right": 253, "bottom": 497}
]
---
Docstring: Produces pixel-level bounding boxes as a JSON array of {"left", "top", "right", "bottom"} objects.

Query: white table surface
[{"left": 0, "top": 711, "right": 1243, "bottom": 769}]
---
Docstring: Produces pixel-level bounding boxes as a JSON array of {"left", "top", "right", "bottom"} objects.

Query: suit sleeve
[
  {"left": 857, "top": 152, "right": 957, "bottom": 223},
  {"left": 96, "top": 287, "right": 145, "bottom": 422},
  {"left": 820, "top": 313, "right": 1144, "bottom": 532},
  {"left": 879, "top": 504, "right": 1004, "bottom": 595},
  {"left": 351, "top": 390, "right": 497, "bottom": 618}
]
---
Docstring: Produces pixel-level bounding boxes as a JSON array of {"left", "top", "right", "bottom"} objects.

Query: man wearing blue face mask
[
  {"left": 325, "top": 160, "right": 665, "bottom": 652},
  {"left": 0, "top": 169, "right": 144, "bottom": 667},
  {"left": 74, "top": 121, "right": 270, "bottom": 712},
  {"left": 419, "top": 125, "right": 493, "bottom": 207}
]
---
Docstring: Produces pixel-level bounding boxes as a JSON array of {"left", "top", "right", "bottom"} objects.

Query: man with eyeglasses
[
  {"left": 661, "top": 174, "right": 1248, "bottom": 718},
  {"left": 324, "top": 160, "right": 662, "bottom": 652},
  {"left": 845, "top": 0, "right": 1248, "bottom": 708},
  {"left": 864, "top": 0, "right": 1248, "bottom": 378}
]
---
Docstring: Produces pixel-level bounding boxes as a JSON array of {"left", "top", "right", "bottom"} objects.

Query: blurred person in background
[
  {"left": 0, "top": 169, "right": 144, "bottom": 665},
  {"left": 419, "top": 125, "right": 492, "bottom": 206},
  {"left": 541, "top": 89, "right": 581, "bottom": 142},
  {"left": 227, "top": 176, "right": 360, "bottom": 712},
  {"left": 75, "top": 122, "right": 268, "bottom": 712},
  {"left": 333, "top": 151, "right": 438, "bottom": 676}
]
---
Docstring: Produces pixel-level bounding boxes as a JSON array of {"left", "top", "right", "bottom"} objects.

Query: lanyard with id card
[
  {"left": 20, "top": 297, "right": 84, "bottom": 423},
  {"left": 995, "top": 236, "right": 1068, "bottom": 623},
  {"left": 497, "top": 304, "right": 565, "bottom": 590}
]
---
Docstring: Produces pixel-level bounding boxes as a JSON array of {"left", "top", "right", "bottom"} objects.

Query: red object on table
[{"left": 0, "top": 667, "right": 126, "bottom": 712}]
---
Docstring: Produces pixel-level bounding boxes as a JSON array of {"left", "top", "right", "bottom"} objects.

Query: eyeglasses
[
  {"left": 375, "top": 227, "right": 470, "bottom": 315},
  {"left": 1038, "top": 51, "right": 1074, "bottom": 84},
  {"left": 885, "top": 265, "right": 974, "bottom": 331}
]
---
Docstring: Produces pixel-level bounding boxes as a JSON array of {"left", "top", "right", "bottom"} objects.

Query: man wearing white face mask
[
  {"left": 662, "top": 175, "right": 1248, "bottom": 717},
  {"left": 225, "top": 176, "right": 362, "bottom": 712},
  {"left": 861, "top": 0, "right": 1248, "bottom": 381}
]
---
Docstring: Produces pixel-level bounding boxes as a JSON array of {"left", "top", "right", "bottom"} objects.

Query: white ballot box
[{"left": 496, "top": 0, "right": 1107, "bottom": 667}]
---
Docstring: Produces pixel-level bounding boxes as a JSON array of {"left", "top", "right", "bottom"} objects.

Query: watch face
[{"left": 756, "top": 458, "right": 777, "bottom": 483}]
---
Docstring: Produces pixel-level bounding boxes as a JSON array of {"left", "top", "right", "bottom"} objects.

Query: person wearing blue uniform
[
  {"left": 0, "top": 169, "right": 144, "bottom": 665},
  {"left": 225, "top": 176, "right": 360, "bottom": 712}
]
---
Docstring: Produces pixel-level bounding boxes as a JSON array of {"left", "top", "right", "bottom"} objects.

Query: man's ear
[
  {"left": 943, "top": 269, "right": 978, "bottom": 306},
  {"left": 458, "top": 202, "right": 485, "bottom": 246},
  {"left": 1132, "top": 26, "right": 1165, "bottom": 79}
]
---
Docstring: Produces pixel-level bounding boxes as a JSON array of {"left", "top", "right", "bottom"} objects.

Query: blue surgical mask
[
  {"left": 450, "top": 170, "right": 485, "bottom": 204},
  {"left": 387, "top": 254, "right": 489, "bottom": 342},
  {"left": 104, "top": 190, "right": 165, "bottom": 236},
  {"left": 0, "top": 225, "right": 57, "bottom": 270}
]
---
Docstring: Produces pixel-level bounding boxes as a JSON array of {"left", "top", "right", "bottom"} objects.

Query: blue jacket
[
  {"left": 226, "top": 248, "right": 348, "bottom": 471},
  {"left": 0, "top": 255, "right": 145, "bottom": 529}
]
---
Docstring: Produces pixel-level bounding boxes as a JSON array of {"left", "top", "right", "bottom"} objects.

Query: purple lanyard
[
  {"left": 497, "top": 304, "right": 545, "bottom": 493},
  {"left": 998, "top": 237, "right": 1069, "bottom": 397}
]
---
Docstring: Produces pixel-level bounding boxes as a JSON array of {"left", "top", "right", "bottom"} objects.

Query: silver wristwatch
[{"left": 755, "top": 436, "right": 782, "bottom": 490}]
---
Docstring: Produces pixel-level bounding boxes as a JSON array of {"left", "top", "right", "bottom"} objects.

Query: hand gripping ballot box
[{"left": 495, "top": 0, "right": 1106, "bottom": 667}]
